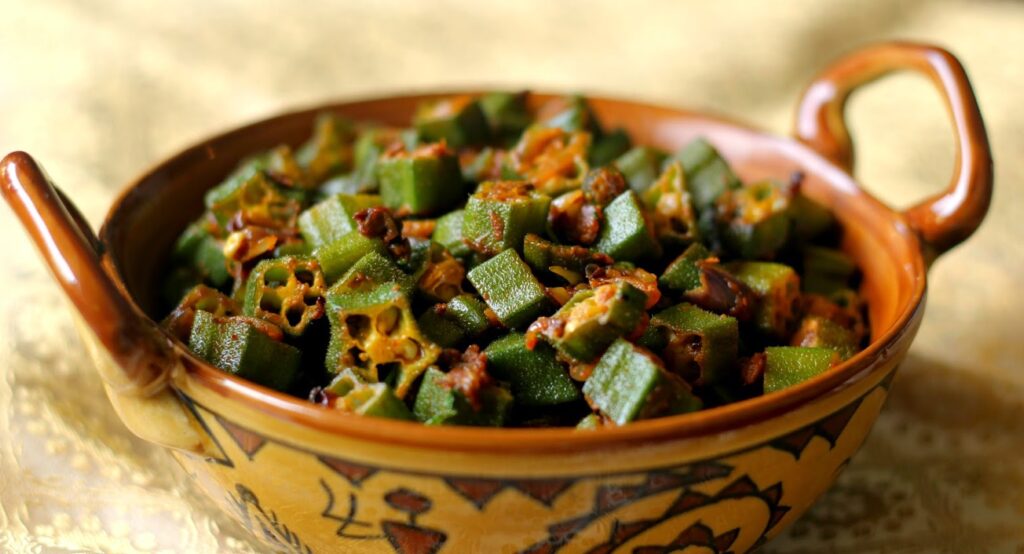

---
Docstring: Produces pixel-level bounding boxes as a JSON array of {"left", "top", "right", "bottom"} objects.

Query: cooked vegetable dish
[{"left": 162, "top": 93, "right": 868, "bottom": 428}]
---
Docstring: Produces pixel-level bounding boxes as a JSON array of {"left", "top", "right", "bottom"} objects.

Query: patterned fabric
[{"left": 2, "top": 1, "right": 1023, "bottom": 552}]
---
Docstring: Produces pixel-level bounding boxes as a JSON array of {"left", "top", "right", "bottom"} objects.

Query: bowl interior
[{"left": 99, "top": 92, "right": 925, "bottom": 445}]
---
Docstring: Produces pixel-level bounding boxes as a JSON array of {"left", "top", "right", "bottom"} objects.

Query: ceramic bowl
[{"left": 1, "top": 42, "right": 992, "bottom": 553}]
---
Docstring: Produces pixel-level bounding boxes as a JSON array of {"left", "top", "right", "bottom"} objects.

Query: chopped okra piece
[
  {"left": 791, "top": 193, "right": 836, "bottom": 241},
  {"left": 801, "top": 246, "right": 857, "bottom": 295},
  {"left": 467, "top": 249, "right": 552, "bottom": 329},
  {"left": 415, "top": 246, "right": 466, "bottom": 302},
  {"left": 528, "top": 282, "right": 646, "bottom": 362},
  {"left": 169, "top": 223, "right": 231, "bottom": 289},
  {"left": 352, "top": 127, "right": 408, "bottom": 191},
  {"left": 323, "top": 369, "right": 414, "bottom": 420},
  {"left": 589, "top": 128, "right": 632, "bottom": 167},
  {"left": 188, "top": 311, "right": 300, "bottom": 391},
  {"left": 445, "top": 294, "right": 491, "bottom": 337},
  {"left": 581, "top": 166, "right": 629, "bottom": 207},
  {"left": 432, "top": 209, "right": 471, "bottom": 258},
  {"left": 614, "top": 146, "right": 667, "bottom": 192},
  {"left": 296, "top": 113, "right": 356, "bottom": 185},
  {"left": 728, "top": 261, "right": 801, "bottom": 339},
  {"left": 417, "top": 306, "right": 467, "bottom": 348},
  {"left": 790, "top": 316, "right": 859, "bottom": 360},
  {"left": 575, "top": 413, "right": 604, "bottom": 430},
  {"left": 522, "top": 233, "right": 612, "bottom": 275},
  {"left": 313, "top": 230, "right": 388, "bottom": 283},
  {"left": 582, "top": 338, "right": 701, "bottom": 425},
  {"left": 509, "top": 126, "right": 591, "bottom": 195},
  {"left": 718, "top": 180, "right": 792, "bottom": 260},
  {"left": 659, "top": 243, "right": 713, "bottom": 294},
  {"left": 650, "top": 303, "right": 739, "bottom": 385},
  {"left": 479, "top": 91, "right": 531, "bottom": 140},
  {"left": 542, "top": 95, "right": 602, "bottom": 136},
  {"left": 325, "top": 281, "right": 440, "bottom": 397},
  {"left": 485, "top": 333, "right": 579, "bottom": 406},
  {"left": 162, "top": 284, "right": 241, "bottom": 341},
  {"left": 205, "top": 170, "right": 305, "bottom": 231},
  {"left": 413, "top": 367, "right": 513, "bottom": 426},
  {"left": 672, "top": 138, "right": 741, "bottom": 211},
  {"left": 643, "top": 161, "right": 700, "bottom": 247},
  {"left": 337, "top": 251, "right": 414, "bottom": 295},
  {"left": 462, "top": 181, "right": 551, "bottom": 255},
  {"left": 377, "top": 143, "right": 465, "bottom": 216},
  {"left": 298, "top": 193, "right": 382, "bottom": 247},
  {"left": 594, "top": 190, "right": 662, "bottom": 262},
  {"left": 413, "top": 95, "right": 490, "bottom": 147},
  {"left": 242, "top": 256, "right": 327, "bottom": 336},
  {"left": 763, "top": 346, "right": 840, "bottom": 393}
]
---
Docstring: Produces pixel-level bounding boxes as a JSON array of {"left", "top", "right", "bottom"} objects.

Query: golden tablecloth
[{"left": 2, "top": 1, "right": 1023, "bottom": 552}]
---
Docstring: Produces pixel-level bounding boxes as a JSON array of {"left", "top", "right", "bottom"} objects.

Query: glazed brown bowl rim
[{"left": 100, "top": 91, "right": 927, "bottom": 453}]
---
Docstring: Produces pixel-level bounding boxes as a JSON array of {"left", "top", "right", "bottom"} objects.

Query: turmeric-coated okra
[{"left": 162, "top": 91, "right": 869, "bottom": 428}]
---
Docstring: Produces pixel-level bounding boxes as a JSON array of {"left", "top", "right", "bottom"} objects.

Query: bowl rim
[{"left": 100, "top": 90, "right": 928, "bottom": 453}]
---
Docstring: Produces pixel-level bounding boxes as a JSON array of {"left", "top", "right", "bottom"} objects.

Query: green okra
[
  {"left": 298, "top": 193, "right": 382, "bottom": 247},
  {"left": 325, "top": 280, "right": 440, "bottom": 396},
  {"left": 728, "top": 261, "right": 801, "bottom": 339},
  {"left": 542, "top": 95, "right": 602, "bottom": 137},
  {"left": 582, "top": 338, "right": 701, "bottom": 425},
  {"left": 588, "top": 128, "right": 632, "bottom": 167},
  {"left": 376, "top": 144, "right": 465, "bottom": 216},
  {"left": 188, "top": 310, "right": 300, "bottom": 392},
  {"left": 791, "top": 194, "right": 836, "bottom": 242},
  {"left": 650, "top": 302, "right": 739, "bottom": 385},
  {"left": 763, "top": 346, "right": 839, "bottom": 393},
  {"left": 790, "top": 316, "right": 859, "bottom": 360},
  {"left": 643, "top": 161, "right": 700, "bottom": 248},
  {"left": 413, "top": 367, "right": 513, "bottom": 426},
  {"left": 462, "top": 181, "right": 551, "bottom": 254},
  {"left": 719, "top": 180, "right": 792, "bottom": 260},
  {"left": 479, "top": 91, "right": 531, "bottom": 140},
  {"left": 659, "top": 242, "right": 714, "bottom": 294},
  {"left": 413, "top": 96, "right": 490, "bottom": 148},
  {"left": 445, "top": 293, "right": 491, "bottom": 337},
  {"left": 575, "top": 413, "right": 603, "bottom": 430},
  {"left": 581, "top": 166, "right": 629, "bottom": 207},
  {"left": 417, "top": 305, "right": 467, "bottom": 348},
  {"left": 324, "top": 369, "right": 413, "bottom": 420},
  {"left": 336, "top": 251, "right": 415, "bottom": 296},
  {"left": 204, "top": 163, "right": 307, "bottom": 229},
  {"left": 296, "top": 113, "right": 356, "bottom": 185},
  {"left": 522, "top": 233, "right": 611, "bottom": 274},
  {"left": 432, "top": 209, "right": 471, "bottom": 259},
  {"left": 614, "top": 146, "right": 667, "bottom": 193},
  {"left": 531, "top": 282, "right": 647, "bottom": 362},
  {"left": 671, "top": 138, "right": 741, "bottom": 212},
  {"left": 467, "top": 249, "right": 551, "bottom": 329},
  {"left": 484, "top": 333, "right": 579, "bottom": 406},
  {"left": 242, "top": 256, "right": 327, "bottom": 336},
  {"left": 801, "top": 246, "right": 857, "bottom": 295},
  {"left": 170, "top": 223, "right": 231, "bottom": 289},
  {"left": 594, "top": 190, "right": 662, "bottom": 262},
  {"left": 313, "top": 230, "right": 388, "bottom": 283},
  {"left": 352, "top": 127, "right": 408, "bottom": 191}
]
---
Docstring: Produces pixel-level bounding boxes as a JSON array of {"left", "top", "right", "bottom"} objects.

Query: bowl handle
[
  {"left": 1, "top": 151, "right": 218, "bottom": 456},
  {"left": 794, "top": 42, "right": 993, "bottom": 263}
]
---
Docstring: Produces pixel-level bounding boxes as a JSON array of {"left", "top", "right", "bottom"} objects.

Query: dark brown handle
[
  {"left": 795, "top": 42, "right": 993, "bottom": 261},
  {"left": 1, "top": 151, "right": 176, "bottom": 396}
]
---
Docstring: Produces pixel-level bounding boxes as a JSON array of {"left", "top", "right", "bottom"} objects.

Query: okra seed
[
  {"left": 376, "top": 307, "right": 402, "bottom": 335},
  {"left": 396, "top": 338, "right": 421, "bottom": 361}
]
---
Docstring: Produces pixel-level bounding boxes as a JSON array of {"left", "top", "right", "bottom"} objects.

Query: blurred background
[{"left": 1, "top": 0, "right": 1022, "bottom": 552}]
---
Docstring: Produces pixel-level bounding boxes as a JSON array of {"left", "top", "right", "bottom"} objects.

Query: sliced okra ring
[
  {"left": 376, "top": 142, "right": 465, "bottom": 216},
  {"left": 413, "top": 95, "right": 491, "bottom": 148},
  {"left": 643, "top": 161, "right": 700, "bottom": 247},
  {"left": 594, "top": 190, "right": 663, "bottom": 263},
  {"left": 188, "top": 310, "right": 300, "bottom": 392},
  {"left": 728, "top": 261, "right": 801, "bottom": 339},
  {"left": 527, "top": 282, "right": 646, "bottom": 363},
  {"left": 650, "top": 302, "right": 739, "bottom": 386},
  {"left": 717, "top": 180, "right": 792, "bottom": 260},
  {"left": 614, "top": 146, "right": 667, "bottom": 193},
  {"left": 466, "top": 249, "right": 552, "bottom": 330},
  {"left": 242, "top": 256, "right": 328, "bottom": 336}
]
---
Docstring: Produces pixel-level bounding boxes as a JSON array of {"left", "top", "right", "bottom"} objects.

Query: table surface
[{"left": 2, "top": 1, "right": 1023, "bottom": 552}]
